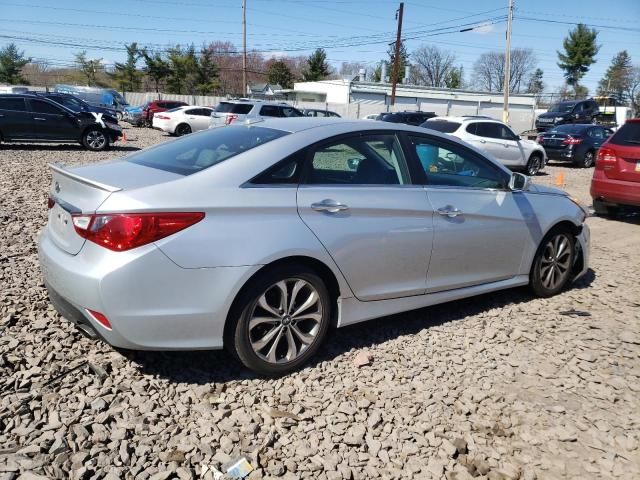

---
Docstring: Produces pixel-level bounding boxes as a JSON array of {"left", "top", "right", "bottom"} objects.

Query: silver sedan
[{"left": 38, "top": 118, "right": 590, "bottom": 375}]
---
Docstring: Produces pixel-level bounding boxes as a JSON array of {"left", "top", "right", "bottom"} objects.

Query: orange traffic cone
[
  {"left": 122, "top": 131, "right": 127, "bottom": 143},
  {"left": 555, "top": 170, "right": 565, "bottom": 187}
]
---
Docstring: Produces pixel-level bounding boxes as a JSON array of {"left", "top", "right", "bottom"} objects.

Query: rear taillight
[
  {"left": 562, "top": 136, "right": 582, "bottom": 145},
  {"left": 47, "top": 195, "right": 55, "bottom": 209},
  {"left": 535, "top": 135, "right": 543, "bottom": 143},
  {"left": 71, "top": 212, "right": 204, "bottom": 252},
  {"left": 225, "top": 114, "right": 239, "bottom": 125},
  {"left": 156, "top": 115, "right": 170, "bottom": 120},
  {"left": 596, "top": 146, "right": 617, "bottom": 170}
]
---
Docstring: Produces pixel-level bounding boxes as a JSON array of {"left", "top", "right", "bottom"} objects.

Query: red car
[
  {"left": 591, "top": 118, "right": 640, "bottom": 215},
  {"left": 142, "top": 100, "right": 188, "bottom": 127}
]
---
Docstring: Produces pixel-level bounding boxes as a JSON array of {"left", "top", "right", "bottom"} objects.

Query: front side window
[
  {"left": 30, "top": 100, "right": 63, "bottom": 115},
  {"left": 128, "top": 126, "right": 289, "bottom": 175},
  {"left": 305, "top": 134, "right": 409, "bottom": 185},
  {"left": 408, "top": 135, "right": 508, "bottom": 189},
  {"left": 475, "top": 122, "right": 501, "bottom": 139}
]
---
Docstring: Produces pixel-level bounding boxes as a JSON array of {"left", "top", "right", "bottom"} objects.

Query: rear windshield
[
  {"left": 215, "top": 102, "right": 253, "bottom": 114},
  {"left": 422, "top": 120, "right": 461, "bottom": 133},
  {"left": 609, "top": 122, "right": 640, "bottom": 146},
  {"left": 548, "top": 124, "right": 587, "bottom": 134},
  {"left": 128, "top": 126, "right": 289, "bottom": 175}
]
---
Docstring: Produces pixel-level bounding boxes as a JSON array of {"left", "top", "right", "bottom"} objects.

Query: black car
[
  {"left": 32, "top": 92, "right": 119, "bottom": 119},
  {"left": 535, "top": 98, "right": 599, "bottom": 132},
  {"left": 536, "top": 124, "right": 613, "bottom": 168},
  {"left": 376, "top": 111, "right": 437, "bottom": 126},
  {"left": 0, "top": 94, "right": 122, "bottom": 151}
]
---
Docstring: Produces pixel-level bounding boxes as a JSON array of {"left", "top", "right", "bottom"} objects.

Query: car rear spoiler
[{"left": 48, "top": 163, "right": 122, "bottom": 193}]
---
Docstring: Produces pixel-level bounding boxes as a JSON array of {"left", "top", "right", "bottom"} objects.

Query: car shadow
[
  {"left": 123, "top": 272, "right": 596, "bottom": 384},
  {"left": 0, "top": 144, "right": 140, "bottom": 152},
  {"left": 593, "top": 210, "right": 640, "bottom": 225}
]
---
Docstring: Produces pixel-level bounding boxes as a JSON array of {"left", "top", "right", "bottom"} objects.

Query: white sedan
[{"left": 152, "top": 106, "right": 214, "bottom": 136}]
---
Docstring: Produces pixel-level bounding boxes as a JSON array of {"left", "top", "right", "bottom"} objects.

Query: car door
[
  {"left": 405, "top": 134, "right": 530, "bottom": 292},
  {"left": 474, "top": 122, "right": 506, "bottom": 159},
  {"left": 26, "top": 99, "right": 78, "bottom": 140},
  {"left": 297, "top": 132, "right": 434, "bottom": 301},
  {"left": 183, "top": 108, "right": 210, "bottom": 132},
  {"left": 497, "top": 124, "right": 527, "bottom": 167},
  {"left": 0, "top": 96, "right": 31, "bottom": 139}
]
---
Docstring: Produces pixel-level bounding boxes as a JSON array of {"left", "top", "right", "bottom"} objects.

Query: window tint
[
  {"left": 30, "top": 100, "right": 63, "bottom": 114},
  {"left": 423, "top": 121, "right": 461, "bottom": 133},
  {"left": 475, "top": 122, "right": 501, "bottom": 139},
  {"left": 259, "top": 105, "right": 281, "bottom": 117},
  {"left": 0, "top": 97, "right": 27, "bottom": 111},
  {"left": 50, "top": 95, "right": 83, "bottom": 111},
  {"left": 465, "top": 123, "right": 477, "bottom": 135},
  {"left": 588, "top": 127, "right": 605, "bottom": 140},
  {"left": 215, "top": 102, "right": 253, "bottom": 114},
  {"left": 609, "top": 122, "right": 640, "bottom": 146},
  {"left": 306, "top": 134, "right": 409, "bottom": 185},
  {"left": 281, "top": 107, "right": 303, "bottom": 117},
  {"left": 184, "top": 108, "right": 199, "bottom": 115},
  {"left": 408, "top": 135, "right": 508, "bottom": 189},
  {"left": 196, "top": 108, "right": 213, "bottom": 116},
  {"left": 128, "top": 126, "right": 289, "bottom": 175}
]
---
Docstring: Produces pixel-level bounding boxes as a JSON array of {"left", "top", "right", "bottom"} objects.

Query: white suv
[
  {"left": 423, "top": 116, "right": 547, "bottom": 176},
  {"left": 209, "top": 100, "right": 304, "bottom": 127}
]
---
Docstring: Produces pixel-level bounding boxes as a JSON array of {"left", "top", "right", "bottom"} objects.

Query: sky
[{"left": 2, "top": 0, "right": 640, "bottom": 93}]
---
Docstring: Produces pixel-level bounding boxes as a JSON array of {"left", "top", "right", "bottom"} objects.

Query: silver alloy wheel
[
  {"left": 583, "top": 151, "right": 594, "bottom": 167},
  {"left": 527, "top": 155, "right": 542, "bottom": 176},
  {"left": 248, "top": 278, "right": 323, "bottom": 364},
  {"left": 539, "top": 234, "right": 572, "bottom": 290},
  {"left": 86, "top": 130, "right": 106, "bottom": 149}
]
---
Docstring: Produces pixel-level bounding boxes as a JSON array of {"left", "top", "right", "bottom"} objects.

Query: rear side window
[
  {"left": 216, "top": 102, "right": 253, "bottom": 114},
  {"left": 0, "top": 97, "right": 27, "bottom": 111},
  {"left": 128, "top": 126, "right": 289, "bottom": 175},
  {"left": 259, "top": 105, "right": 281, "bottom": 117},
  {"left": 609, "top": 122, "right": 640, "bottom": 146},
  {"left": 30, "top": 100, "right": 63, "bottom": 114},
  {"left": 281, "top": 107, "right": 303, "bottom": 117},
  {"left": 423, "top": 121, "right": 461, "bottom": 133}
]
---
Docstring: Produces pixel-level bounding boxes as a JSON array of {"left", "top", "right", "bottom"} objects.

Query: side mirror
[{"left": 509, "top": 172, "right": 530, "bottom": 191}]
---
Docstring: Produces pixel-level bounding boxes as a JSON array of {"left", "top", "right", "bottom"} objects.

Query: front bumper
[
  {"left": 38, "top": 228, "right": 257, "bottom": 350},
  {"left": 573, "top": 223, "right": 590, "bottom": 281}
]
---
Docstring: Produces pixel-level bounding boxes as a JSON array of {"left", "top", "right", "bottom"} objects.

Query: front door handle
[
  {"left": 479, "top": 139, "right": 486, "bottom": 143},
  {"left": 437, "top": 206, "right": 463, "bottom": 218},
  {"left": 33, "top": 117, "right": 46, "bottom": 121},
  {"left": 311, "top": 199, "right": 349, "bottom": 213}
]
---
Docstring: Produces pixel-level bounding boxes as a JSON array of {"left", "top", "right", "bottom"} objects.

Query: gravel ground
[{"left": 1, "top": 127, "right": 639, "bottom": 480}]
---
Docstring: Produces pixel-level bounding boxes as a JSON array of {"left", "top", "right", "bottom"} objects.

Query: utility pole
[
  {"left": 502, "top": 0, "right": 514, "bottom": 123},
  {"left": 390, "top": 2, "right": 404, "bottom": 106},
  {"left": 242, "top": 0, "right": 247, "bottom": 97}
]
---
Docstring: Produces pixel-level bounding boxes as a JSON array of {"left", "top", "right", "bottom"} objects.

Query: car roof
[
  {"left": 428, "top": 116, "right": 504, "bottom": 124},
  {"left": 219, "top": 99, "right": 292, "bottom": 106}
]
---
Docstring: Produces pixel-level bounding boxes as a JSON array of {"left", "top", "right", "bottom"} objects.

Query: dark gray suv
[{"left": 535, "top": 99, "right": 599, "bottom": 132}]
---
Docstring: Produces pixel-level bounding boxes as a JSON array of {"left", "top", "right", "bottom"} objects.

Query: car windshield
[
  {"left": 128, "top": 126, "right": 289, "bottom": 175},
  {"left": 422, "top": 121, "right": 461, "bottom": 133},
  {"left": 609, "top": 122, "right": 640, "bottom": 146},
  {"left": 548, "top": 102, "right": 576, "bottom": 113},
  {"left": 548, "top": 124, "right": 586, "bottom": 134},
  {"left": 52, "top": 96, "right": 84, "bottom": 112}
]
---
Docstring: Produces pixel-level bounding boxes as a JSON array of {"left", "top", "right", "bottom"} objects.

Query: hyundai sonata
[{"left": 39, "top": 118, "right": 590, "bottom": 375}]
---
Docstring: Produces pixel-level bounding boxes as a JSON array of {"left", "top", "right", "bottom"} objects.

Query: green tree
[
  {"left": 194, "top": 46, "right": 220, "bottom": 95},
  {"left": 388, "top": 40, "right": 409, "bottom": 84},
  {"left": 109, "top": 43, "right": 143, "bottom": 92},
  {"left": 74, "top": 50, "right": 103, "bottom": 86},
  {"left": 597, "top": 50, "right": 632, "bottom": 102},
  {"left": 527, "top": 68, "right": 545, "bottom": 94},
  {"left": 557, "top": 24, "right": 600, "bottom": 94},
  {"left": 166, "top": 44, "right": 198, "bottom": 94},
  {"left": 444, "top": 66, "right": 463, "bottom": 89},
  {"left": 0, "top": 43, "right": 31, "bottom": 84},
  {"left": 142, "top": 50, "right": 171, "bottom": 92},
  {"left": 371, "top": 61, "right": 387, "bottom": 82},
  {"left": 267, "top": 60, "right": 294, "bottom": 89},
  {"left": 303, "top": 48, "right": 330, "bottom": 81}
]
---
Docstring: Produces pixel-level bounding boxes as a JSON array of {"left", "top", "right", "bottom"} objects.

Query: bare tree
[
  {"left": 628, "top": 66, "right": 640, "bottom": 116},
  {"left": 412, "top": 45, "right": 456, "bottom": 88},
  {"left": 472, "top": 48, "right": 536, "bottom": 93}
]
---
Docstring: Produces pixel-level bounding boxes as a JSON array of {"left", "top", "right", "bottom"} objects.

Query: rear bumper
[
  {"left": 544, "top": 147, "right": 576, "bottom": 161},
  {"left": 38, "top": 228, "right": 257, "bottom": 350},
  {"left": 591, "top": 171, "right": 640, "bottom": 207}
]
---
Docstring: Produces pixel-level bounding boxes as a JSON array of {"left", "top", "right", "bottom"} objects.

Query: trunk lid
[{"left": 47, "top": 161, "right": 183, "bottom": 254}]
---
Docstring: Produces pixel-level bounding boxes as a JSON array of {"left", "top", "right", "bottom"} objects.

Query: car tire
[
  {"left": 82, "top": 128, "right": 109, "bottom": 151},
  {"left": 578, "top": 150, "right": 595, "bottom": 168},
  {"left": 526, "top": 153, "right": 543, "bottom": 176},
  {"left": 530, "top": 227, "right": 575, "bottom": 298},
  {"left": 175, "top": 123, "right": 192, "bottom": 136},
  {"left": 228, "top": 265, "right": 332, "bottom": 376},
  {"left": 593, "top": 199, "right": 618, "bottom": 216},
  {"left": 116, "top": 112, "right": 123, "bottom": 121}
]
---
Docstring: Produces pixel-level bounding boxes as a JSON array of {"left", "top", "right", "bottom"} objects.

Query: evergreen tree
[
  {"left": 597, "top": 50, "right": 632, "bottom": 102},
  {"left": 444, "top": 66, "right": 463, "bottom": 89},
  {"left": 110, "top": 43, "right": 143, "bottom": 92},
  {"left": 0, "top": 43, "right": 31, "bottom": 85},
  {"left": 267, "top": 60, "right": 294, "bottom": 89},
  {"left": 388, "top": 40, "right": 408, "bottom": 83},
  {"left": 142, "top": 50, "right": 171, "bottom": 93},
  {"left": 74, "top": 51, "right": 103, "bottom": 86},
  {"left": 303, "top": 48, "right": 330, "bottom": 81},
  {"left": 166, "top": 45, "right": 198, "bottom": 94},
  {"left": 194, "top": 46, "right": 220, "bottom": 95},
  {"left": 527, "top": 68, "right": 545, "bottom": 94},
  {"left": 557, "top": 24, "right": 600, "bottom": 94}
]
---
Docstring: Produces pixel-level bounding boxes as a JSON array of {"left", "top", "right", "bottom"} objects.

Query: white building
[{"left": 288, "top": 80, "right": 538, "bottom": 133}]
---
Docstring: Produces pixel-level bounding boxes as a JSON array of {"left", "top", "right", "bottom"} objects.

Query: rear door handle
[
  {"left": 34, "top": 117, "right": 46, "bottom": 121},
  {"left": 311, "top": 199, "right": 349, "bottom": 213},
  {"left": 437, "top": 206, "right": 463, "bottom": 218},
  {"left": 479, "top": 139, "right": 486, "bottom": 143}
]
